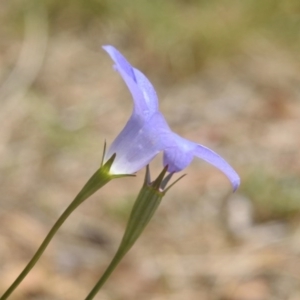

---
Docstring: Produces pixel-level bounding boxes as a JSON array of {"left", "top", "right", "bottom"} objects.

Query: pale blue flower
[{"left": 103, "top": 45, "right": 240, "bottom": 191}]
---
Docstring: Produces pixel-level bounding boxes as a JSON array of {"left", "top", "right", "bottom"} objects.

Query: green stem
[
  {"left": 0, "top": 167, "right": 113, "bottom": 300},
  {"left": 85, "top": 167, "right": 165, "bottom": 300},
  {"left": 84, "top": 247, "right": 127, "bottom": 299}
]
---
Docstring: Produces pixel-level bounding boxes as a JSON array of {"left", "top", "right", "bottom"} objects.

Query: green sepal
[{"left": 151, "top": 165, "right": 168, "bottom": 191}]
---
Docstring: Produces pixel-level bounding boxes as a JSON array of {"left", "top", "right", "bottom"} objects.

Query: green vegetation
[
  {"left": 4, "top": 0, "right": 300, "bottom": 80},
  {"left": 242, "top": 170, "right": 300, "bottom": 222}
]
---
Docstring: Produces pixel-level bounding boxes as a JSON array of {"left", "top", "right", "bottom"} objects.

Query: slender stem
[
  {"left": 85, "top": 247, "right": 126, "bottom": 300},
  {"left": 0, "top": 168, "right": 113, "bottom": 300}
]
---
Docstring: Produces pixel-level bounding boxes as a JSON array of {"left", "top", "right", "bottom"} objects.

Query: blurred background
[{"left": 1, "top": 0, "right": 300, "bottom": 299}]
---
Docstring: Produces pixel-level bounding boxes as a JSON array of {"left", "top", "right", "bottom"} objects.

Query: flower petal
[
  {"left": 105, "top": 112, "right": 168, "bottom": 174},
  {"left": 103, "top": 45, "right": 158, "bottom": 118},
  {"left": 133, "top": 68, "right": 158, "bottom": 114},
  {"left": 162, "top": 133, "right": 195, "bottom": 173},
  {"left": 102, "top": 45, "right": 136, "bottom": 81},
  {"left": 162, "top": 132, "right": 240, "bottom": 190},
  {"left": 193, "top": 144, "right": 240, "bottom": 191}
]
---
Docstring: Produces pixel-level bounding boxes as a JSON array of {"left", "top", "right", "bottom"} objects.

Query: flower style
[{"left": 103, "top": 45, "right": 240, "bottom": 191}]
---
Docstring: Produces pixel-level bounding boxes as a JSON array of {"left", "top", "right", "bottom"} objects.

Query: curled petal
[
  {"left": 162, "top": 132, "right": 240, "bottom": 190},
  {"left": 103, "top": 45, "right": 158, "bottom": 119},
  {"left": 133, "top": 68, "right": 158, "bottom": 114},
  {"left": 102, "top": 45, "right": 136, "bottom": 81},
  {"left": 193, "top": 144, "right": 240, "bottom": 191}
]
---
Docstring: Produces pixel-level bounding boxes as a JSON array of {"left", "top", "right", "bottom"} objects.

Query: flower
[{"left": 103, "top": 45, "right": 240, "bottom": 191}]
